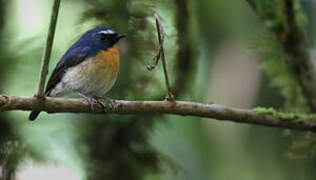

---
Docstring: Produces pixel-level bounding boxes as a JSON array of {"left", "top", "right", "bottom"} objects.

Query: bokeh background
[{"left": 0, "top": 0, "right": 316, "bottom": 179}]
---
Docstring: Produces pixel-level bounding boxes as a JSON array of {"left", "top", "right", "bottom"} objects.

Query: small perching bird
[{"left": 29, "top": 27, "right": 126, "bottom": 120}]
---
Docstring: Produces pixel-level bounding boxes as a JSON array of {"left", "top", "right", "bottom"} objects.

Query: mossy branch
[
  {"left": 246, "top": 0, "right": 316, "bottom": 112},
  {"left": 1, "top": 95, "right": 316, "bottom": 132}
]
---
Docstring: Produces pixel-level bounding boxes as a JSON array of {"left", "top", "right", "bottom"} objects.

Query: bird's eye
[
  {"left": 97, "top": 30, "right": 116, "bottom": 41},
  {"left": 97, "top": 33, "right": 107, "bottom": 40}
]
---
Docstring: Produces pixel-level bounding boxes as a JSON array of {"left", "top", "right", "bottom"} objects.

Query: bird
[{"left": 29, "top": 27, "right": 126, "bottom": 121}]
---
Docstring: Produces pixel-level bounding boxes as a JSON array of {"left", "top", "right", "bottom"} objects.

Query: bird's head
[{"left": 80, "top": 27, "right": 126, "bottom": 48}]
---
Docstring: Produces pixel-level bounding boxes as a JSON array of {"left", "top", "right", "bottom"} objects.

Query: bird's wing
[{"left": 45, "top": 45, "right": 93, "bottom": 95}]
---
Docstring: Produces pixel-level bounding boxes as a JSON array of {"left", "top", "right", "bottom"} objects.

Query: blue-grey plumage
[{"left": 29, "top": 27, "right": 126, "bottom": 120}]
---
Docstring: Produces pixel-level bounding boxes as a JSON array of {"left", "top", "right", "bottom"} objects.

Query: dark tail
[
  {"left": 29, "top": 92, "right": 51, "bottom": 121},
  {"left": 29, "top": 111, "right": 41, "bottom": 121}
]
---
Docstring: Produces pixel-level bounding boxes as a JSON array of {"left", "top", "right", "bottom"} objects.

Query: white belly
[{"left": 50, "top": 57, "right": 118, "bottom": 97}]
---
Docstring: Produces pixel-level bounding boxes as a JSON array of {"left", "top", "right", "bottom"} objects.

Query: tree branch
[
  {"left": 35, "top": 0, "right": 61, "bottom": 97},
  {"left": 246, "top": 0, "right": 316, "bottom": 112},
  {"left": 1, "top": 95, "right": 316, "bottom": 132},
  {"left": 280, "top": 0, "right": 316, "bottom": 112}
]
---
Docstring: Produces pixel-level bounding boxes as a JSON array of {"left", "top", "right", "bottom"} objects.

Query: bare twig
[
  {"left": 147, "top": 45, "right": 161, "bottom": 71},
  {"left": 1, "top": 95, "right": 316, "bottom": 132},
  {"left": 35, "top": 0, "right": 61, "bottom": 98},
  {"left": 149, "top": 14, "right": 175, "bottom": 101},
  {"left": 147, "top": 15, "right": 166, "bottom": 71}
]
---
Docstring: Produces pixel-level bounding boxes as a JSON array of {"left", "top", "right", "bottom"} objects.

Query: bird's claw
[
  {"left": 78, "top": 93, "right": 99, "bottom": 113},
  {"left": 88, "top": 97, "right": 119, "bottom": 112},
  {"left": 85, "top": 97, "right": 98, "bottom": 113},
  {"left": 106, "top": 98, "right": 119, "bottom": 111},
  {"left": 78, "top": 93, "right": 118, "bottom": 113}
]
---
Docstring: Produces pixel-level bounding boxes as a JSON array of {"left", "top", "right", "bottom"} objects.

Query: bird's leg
[{"left": 78, "top": 93, "right": 98, "bottom": 113}]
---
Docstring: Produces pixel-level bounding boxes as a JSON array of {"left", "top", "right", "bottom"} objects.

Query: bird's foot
[
  {"left": 78, "top": 93, "right": 119, "bottom": 113},
  {"left": 78, "top": 93, "right": 99, "bottom": 113},
  {"left": 106, "top": 98, "right": 119, "bottom": 111},
  {"left": 93, "top": 97, "right": 119, "bottom": 112}
]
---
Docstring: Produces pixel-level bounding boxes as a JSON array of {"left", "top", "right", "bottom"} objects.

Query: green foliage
[
  {"left": 250, "top": 0, "right": 307, "bottom": 33},
  {"left": 261, "top": 57, "right": 309, "bottom": 112},
  {"left": 287, "top": 133, "right": 316, "bottom": 159},
  {"left": 249, "top": 0, "right": 309, "bottom": 113},
  {"left": 0, "top": 136, "right": 27, "bottom": 179},
  {"left": 0, "top": 1, "right": 27, "bottom": 178},
  {"left": 250, "top": 19, "right": 309, "bottom": 113},
  {"left": 251, "top": 31, "right": 309, "bottom": 112},
  {"left": 252, "top": 0, "right": 284, "bottom": 33},
  {"left": 78, "top": 117, "right": 161, "bottom": 180}
]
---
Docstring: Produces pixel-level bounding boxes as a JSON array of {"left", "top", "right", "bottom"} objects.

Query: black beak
[{"left": 117, "top": 33, "right": 127, "bottom": 39}]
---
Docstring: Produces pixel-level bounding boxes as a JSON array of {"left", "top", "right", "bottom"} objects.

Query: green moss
[
  {"left": 0, "top": 95, "right": 6, "bottom": 106},
  {"left": 252, "top": 107, "right": 316, "bottom": 122}
]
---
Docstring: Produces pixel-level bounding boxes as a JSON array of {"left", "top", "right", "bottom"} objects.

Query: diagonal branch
[
  {"left": 280, "top": 0, "right": 316, "bottom": 112},
  {"left": 246, "top": 0, "right": 316, "bottom": 112},
  {"left": 35, "top": 0, "right": 61, "bottom": 98},
  {"left": 1, "top": 95, "right": 316, "bottom": 132}
]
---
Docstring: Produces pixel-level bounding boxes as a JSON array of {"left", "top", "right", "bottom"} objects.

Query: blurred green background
[{"left": 0, "top": 0, "right": 315, "bottom": 179}]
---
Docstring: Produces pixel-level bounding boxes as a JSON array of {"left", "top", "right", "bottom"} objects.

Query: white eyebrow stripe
[{"left": 99, "top": 29, "right": 115, "bottom": 34}]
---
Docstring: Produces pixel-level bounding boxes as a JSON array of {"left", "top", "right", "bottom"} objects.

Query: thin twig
[
  {"left": 147, "top": 15, "right": 166, "bottom": 71},
  {"left": 151, "top": 14, "right": 175, "bottom": 101},
  {"left": 147, "top": 45, "right": 161, "bottom": 71},
  {"left": 35, "top": 0, "right": 61, "bottom": 98},
  {"left": 1, "top": 95, "right": 316, "bottom": 132}
]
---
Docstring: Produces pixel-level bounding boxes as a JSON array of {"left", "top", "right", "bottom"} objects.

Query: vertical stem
[
  {"left": 173, "top": 0, "right": 194, "bottom": 97},
  {"left": 154, "top": 14, "right": 175, "bottom": 101},
  {"left": 35, "top": 0, "right": 61, "bottom": 97}
]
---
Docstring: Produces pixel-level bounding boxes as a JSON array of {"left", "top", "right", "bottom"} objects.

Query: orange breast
[{"left": 95, "top": 44, "right": 120, "bottom": 77}]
